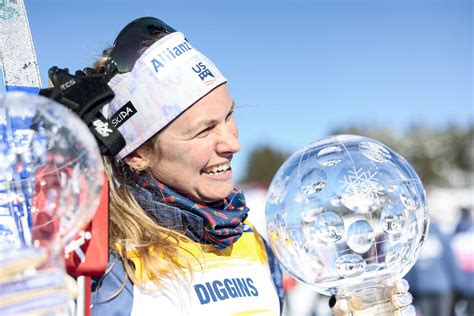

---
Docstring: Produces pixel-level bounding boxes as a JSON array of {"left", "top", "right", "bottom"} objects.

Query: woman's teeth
[{"left": 204, "top": 162, "right": 230, "bottom": 174}]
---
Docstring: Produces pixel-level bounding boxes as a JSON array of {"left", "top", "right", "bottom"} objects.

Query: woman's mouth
[
  {"left": 202, "top": 162, "right": 230, "bottom": 174},
  {"left": 202, "top": 162, "right": 232, "bottom": 180}
]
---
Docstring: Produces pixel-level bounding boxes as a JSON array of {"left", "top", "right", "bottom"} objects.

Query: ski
[{"left": 0, "top": 0, "right": 41, "bottom": 92}]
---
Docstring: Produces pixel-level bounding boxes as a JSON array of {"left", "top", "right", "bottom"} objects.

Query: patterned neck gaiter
[{"left": 124, "top": 170, "right": 250, "bottom": 250}]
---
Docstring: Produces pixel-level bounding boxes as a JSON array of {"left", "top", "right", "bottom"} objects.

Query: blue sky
[{"left": 1, "top": 0, "right": 472, "bottom": 182}]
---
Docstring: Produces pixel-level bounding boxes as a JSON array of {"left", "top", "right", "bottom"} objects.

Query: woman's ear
[{"left": 122, "top": 149, "right": 150, "bottom": 172}]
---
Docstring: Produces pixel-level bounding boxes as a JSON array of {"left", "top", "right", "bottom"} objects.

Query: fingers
[
  {"left": 0, "top": 290, "right": 69, "bottom": 315},
  {"left": 329, "top": 279, "right": 414, "bottom": 315},
  {"left": 393, "top": 279, "right": 410, "bottom": 294},
  {"left": 329, "top": 295, "right": 352, "bottom": 316},
  {"left": 391, "top": 278, "right": 412, "bottom": 309},
  {"left": 0, "top": 269, "right": 69, "bottom": 314},
  {"left": 75, "top": 69, "right": 86, "bottom": 76},
  {"left": 0, "top": 246, "right": 78, "bottom": 316},
  {"left": 82, "top": 67, "right": 99, "bottom": 76},
  {"left": 0, "top": 269, "right": 67, "bottom": 299},
  {"left": 47, "top": 66, "right": 70, "bottom": 86},
  {"left": 0, "top": 248, "right": 47, "bottom": 279},
  {"left": 394, "top": 304, "right": 416, "bottom": 316},
  {"left": 74, "top": 67, "right": 99, "bottom": 77},
  {"left": 65, "top": 275, "right": 79, "bottom": 300},
  {"left": 392, "top": 292, "right": 413, "bottom": 309},
  {"left": 385, "top": 278, "right": 410, "bottom": 296}
]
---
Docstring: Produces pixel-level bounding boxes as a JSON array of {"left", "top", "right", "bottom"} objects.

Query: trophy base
[{"left": 333, "top": 281, "right": 414, "bottom": 316}]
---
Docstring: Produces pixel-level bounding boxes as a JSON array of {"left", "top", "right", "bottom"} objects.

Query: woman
[{"left": 90, "top": 17, "right": 283, "bottom": 315}]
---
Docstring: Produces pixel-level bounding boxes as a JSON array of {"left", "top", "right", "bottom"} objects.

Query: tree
[
  {"left": 330, "top": 123, "right": 474, "bottom": 187},
  {"left": 242, "top": 146, "right": 289, "bottom": 185}
]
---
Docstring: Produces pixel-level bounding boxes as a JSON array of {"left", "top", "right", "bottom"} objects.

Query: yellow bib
[{"left": 127, "top": 222, "right": 280, "bottom": 316}]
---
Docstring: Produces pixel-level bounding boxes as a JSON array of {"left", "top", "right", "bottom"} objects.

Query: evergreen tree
[
  {"left": 243, "top": 146, "right": 289, "bottom": 185},
  {"left": 330, "top": 123, "right": 473, "bottom": 186}
]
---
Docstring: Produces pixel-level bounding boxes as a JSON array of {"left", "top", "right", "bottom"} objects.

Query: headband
[{"left": 103, "top": 32, "right": 227, "bottom": 158}]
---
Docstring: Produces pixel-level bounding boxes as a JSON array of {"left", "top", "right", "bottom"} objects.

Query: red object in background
[
  {"left": 33, "top": 166, "right": 109, "bottom": 276},
  {"left": 65, "top": 176, "right": 109, "bottom": 316},
  {"left": 283, "top": 273, "right": 298, "bottom": 293},
  {"left": 65, "top": 176, "right": 109, "bottom": 278},
  {"left": 33, "top": 166, "right": 109, "bottom": 315}
]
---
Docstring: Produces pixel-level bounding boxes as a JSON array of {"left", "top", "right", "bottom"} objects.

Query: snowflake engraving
[{"left": 339, "top": 167, "right": 383, "bottom": 200}]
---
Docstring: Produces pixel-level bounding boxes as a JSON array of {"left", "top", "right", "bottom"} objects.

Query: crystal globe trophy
[
  {"left": 0, "top": 92, "right": 104, "bottom": 266},
  {"left": 266, "top": 135, "right": 429, "bottom": 315}
]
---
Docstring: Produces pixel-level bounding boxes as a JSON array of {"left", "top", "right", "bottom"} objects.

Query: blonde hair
[
  {"left": 96, "top": 51, "right": 195, "bottom": 294},
  {"left": 103, "top": 154, "right": 194, "bottom": 290}
]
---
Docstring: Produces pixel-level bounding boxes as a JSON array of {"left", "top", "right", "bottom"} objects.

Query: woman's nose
[{"left": 217, "top": 123, "right": 240, "bottom": 154}]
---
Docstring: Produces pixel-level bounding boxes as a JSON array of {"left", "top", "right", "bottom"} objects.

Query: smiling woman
[
  {"left": 90, "top": 17, "right": 283, "bottom": 316},
  {"left": 129, "top": 85, "right": 240, "bottom": 203}
]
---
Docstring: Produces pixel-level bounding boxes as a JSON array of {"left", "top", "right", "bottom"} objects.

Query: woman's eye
[{"left": 196, "top": 127, "right": 212, "bottom": 137}]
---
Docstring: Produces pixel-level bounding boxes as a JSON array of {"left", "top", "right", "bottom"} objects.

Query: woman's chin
[{"left": 197, "top": 183, "right": 235, "bottom": 203}]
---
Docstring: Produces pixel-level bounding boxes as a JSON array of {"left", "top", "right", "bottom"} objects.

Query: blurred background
[{"left": 1, "top": 0, "right": 472, "bottom": 315}]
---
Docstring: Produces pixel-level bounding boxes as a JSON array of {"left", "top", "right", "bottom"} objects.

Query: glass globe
[
  {"left": 0, "top": 92, "right": 104, "bottom": 255},
  {"left": 266, "top": 135, "right": 429, "bottom": 296}
]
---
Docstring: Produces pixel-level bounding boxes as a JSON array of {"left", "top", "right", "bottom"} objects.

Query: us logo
[
  {"left": 0, "top": 0, "right": 20, "bottom": 20},
  {"left": 192, "top": 62, "right": 216, "bottom": 85}
]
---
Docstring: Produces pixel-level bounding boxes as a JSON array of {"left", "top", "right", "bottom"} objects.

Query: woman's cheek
[{"left": 170, "top": 145, "right": 193, "bottom": 165}]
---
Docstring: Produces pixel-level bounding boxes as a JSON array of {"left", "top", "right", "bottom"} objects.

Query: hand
[
  {"left": 0, "top": 247, "right": 77, "bottom": 315},
  {"left": 329, "top": 279, "right": 416, "bottom": 316},
  {"left": 39, "top": 66, "right": 125, "bottom": 156}
]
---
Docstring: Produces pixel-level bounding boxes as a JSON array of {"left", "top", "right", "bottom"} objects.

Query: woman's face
[{"left": 147, "top": 84, "right": 240, "bottom": 202}]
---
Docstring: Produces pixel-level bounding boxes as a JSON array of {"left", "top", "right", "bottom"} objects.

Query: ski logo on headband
[
  {"left": 110, "top": 101, "right": 137, "bottom": 128},
  {"left": 92, "top": 119, "right": 113, "bottom": 137},
  {"left": 192, "top": 62, "right": 216, "bottom": 85},
  {"left": 150, "top": 40, "right": 193, "bottom": 73}
]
